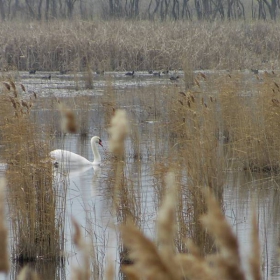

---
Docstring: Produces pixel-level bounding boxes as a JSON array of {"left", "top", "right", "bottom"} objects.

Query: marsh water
[{"left": 1, "top": 70, "right": 280, "bottom": 279}]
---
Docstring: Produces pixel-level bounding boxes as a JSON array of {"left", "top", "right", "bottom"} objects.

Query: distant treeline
[{"left": 0, "top": 0, "right": 278, "bottom": 21}]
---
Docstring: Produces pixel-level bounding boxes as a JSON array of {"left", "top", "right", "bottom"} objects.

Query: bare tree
[
  {"left": 65, "top": 0, "right": 77, "bottom": 18},
  {"left": 0, "top": 0, "right": 5, "bottom": 20}
]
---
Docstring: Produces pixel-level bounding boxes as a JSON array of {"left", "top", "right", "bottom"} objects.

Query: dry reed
[
  {"left": 0, "top": 178, "right": 9, "bottom": 273},
  {"left": 0, "top": 21, "right": 279, "bottom": 72},
  {"left": 0, "top": 88, "right": 65, "bottom": 263},
  {"left": 108, "top": 109, "right": 129, "bottom": 156},
  {"left": 58, "top": 103, "right": 77, "bottom": 134},
  {"left": 71, "top": 218, "right": 90, "bottom": 280}
]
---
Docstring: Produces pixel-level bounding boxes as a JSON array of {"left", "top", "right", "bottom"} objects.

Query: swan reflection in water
[{"left": 52, "top": 164, "right": 102, "bottom": 196}]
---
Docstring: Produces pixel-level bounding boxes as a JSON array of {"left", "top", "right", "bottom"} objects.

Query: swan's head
[{"left": 92, "top": 136, "right": 103, "bottom": 147}]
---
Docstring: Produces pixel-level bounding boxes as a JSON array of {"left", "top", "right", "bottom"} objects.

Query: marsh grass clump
[
  {"left": 165, "top": 82, "right": 224, "bottom": 251},
  {"left": 0, "top": 90, "right": 64, "bottom": 263},
  {"left": 219, "top": 73, "right": 280, "bottom": 173}
]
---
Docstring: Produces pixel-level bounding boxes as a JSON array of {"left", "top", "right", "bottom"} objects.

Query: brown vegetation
[
  {"left": 0, "top": 21, "right": 279, "bottom": 73},
  {"left": 0, "top": 42, "right": 279, "bottom": 279},
  {"left": 0, "top": 83, "right": 66, "bottom": 264}
]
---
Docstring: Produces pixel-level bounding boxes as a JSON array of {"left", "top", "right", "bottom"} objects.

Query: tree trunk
[{"left": 0, "top": 0, "right": 5, "bottom": 20}]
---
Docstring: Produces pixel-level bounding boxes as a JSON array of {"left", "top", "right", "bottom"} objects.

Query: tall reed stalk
[{"left": 0, "top": 90, "right": 65, "bottom": 263}]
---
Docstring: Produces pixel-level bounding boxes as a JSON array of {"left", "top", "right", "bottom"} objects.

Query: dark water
[{"left": 1, "top": 69, "right": 280, "bottom": 279}]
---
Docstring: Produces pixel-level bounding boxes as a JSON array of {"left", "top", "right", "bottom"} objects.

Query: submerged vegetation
[{"left": 0, "top": 18, "right": 280, "bottom": 279}]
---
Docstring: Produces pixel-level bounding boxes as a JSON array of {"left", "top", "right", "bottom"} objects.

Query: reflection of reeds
[{"left": 71, "top": 218, "right": 90, "bottom": 280}]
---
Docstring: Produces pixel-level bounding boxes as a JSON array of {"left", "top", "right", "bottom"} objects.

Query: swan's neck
[{"left": 91, "top": 141, "right": 101, "bottom": 163}]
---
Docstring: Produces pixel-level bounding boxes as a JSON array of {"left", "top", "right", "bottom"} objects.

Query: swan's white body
[{"left": 50, "top": 136, "right": 103, "bottom": 167}]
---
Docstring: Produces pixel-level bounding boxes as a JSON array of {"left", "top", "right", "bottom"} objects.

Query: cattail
[
  {"left": 0, "top": 179, "right": 9, "bottom": 273},
  {"left": 178, "top": 100, "right": 183, "bottom": 106},
  {"left": 179, "top": 91, "right": 186, "bottom": 96},
  {"left": 108, "top": 109, "right": 129, "bottom": 155},
  {"left": 33, "top": 92, "right": 37, "bottom": 99},
  {"left": 274, "top": 82, "right": 279, "bottom": 89}
]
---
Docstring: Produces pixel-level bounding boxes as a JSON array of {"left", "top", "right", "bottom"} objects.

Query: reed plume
[
  {"left": 108, "top": 109, "right": 129, "bottom": 156},
  {"left": 120, "top": 222, "right": 181, "bottom": 280},
  {"left": 200, "top": 190, "right": 246, "bottom": 280},
  {"left": 17, "top": 266, "right": 40, "bottom": 280},
  {"left": 71, "top": 218, "right": 90, "bottom": 280},
  {"left": 58, "top": 103, "right": 77, "bottom": 133}
]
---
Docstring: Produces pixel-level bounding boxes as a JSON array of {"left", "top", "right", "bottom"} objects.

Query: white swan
[{"left": 50, "top": 136, "right": 103, "bottom": 167}]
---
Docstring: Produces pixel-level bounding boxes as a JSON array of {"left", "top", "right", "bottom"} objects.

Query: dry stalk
[
  {"left": 249, "top": 208, "right": 262, "bottom": 280},
  {"left": 0, "top": 178, "right": 9, "bottom": 273},
  {"left": 71, "top": 218, "right": 90, "bottom": 280},
  {"left": 108, "top": 109, "right": 129, "bottom": 156},
  {"left": 200, "top": 189, "right": 246, "bottom": 280},
  {"left": 157, "top": 172, "right": 177, "bottom": 259}
]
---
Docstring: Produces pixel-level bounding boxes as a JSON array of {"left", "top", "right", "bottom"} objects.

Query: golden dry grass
[{"left": 0, "top": 85, "right": 65, "bottom": 262}]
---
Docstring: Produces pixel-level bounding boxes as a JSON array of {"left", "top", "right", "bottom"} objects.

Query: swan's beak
[{"left": 99, "top": 140, "right": 103, "bottom": 147}]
